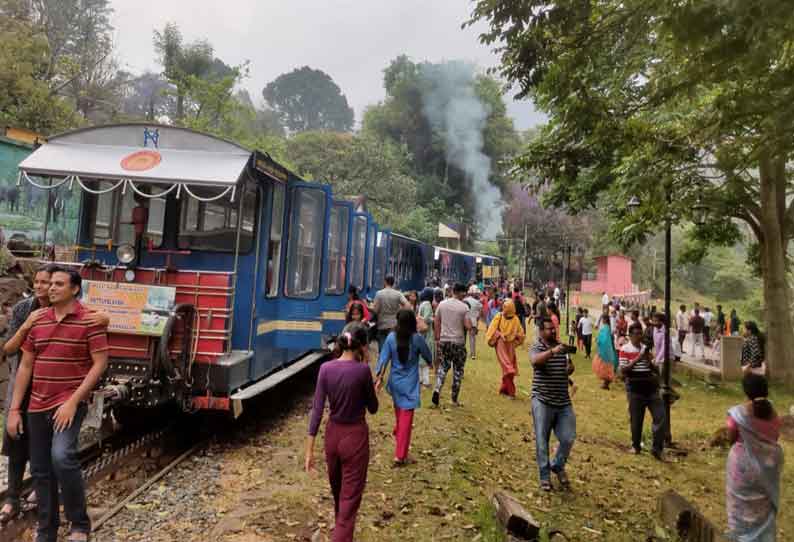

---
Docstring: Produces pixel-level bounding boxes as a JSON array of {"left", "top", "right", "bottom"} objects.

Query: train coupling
[{"left": 84, "top": 384, "right": 131, "bottom": 430}]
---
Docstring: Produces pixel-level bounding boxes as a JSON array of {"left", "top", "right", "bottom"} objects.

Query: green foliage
[
  {"left": 363, "top": 56, "right": 520, "bottom": 242},
  {"left": 470, "top": 0, "right": 794, "bottom": 244},
  {"left": 262, "top": 66, "right": 354, "bottom": 133},
  {"left": 284, "top": 131, "right": 439, "bottom": 241},
  {"left": 0, "top": 1, "right": 79, "bottom": 133},
  {"left": 471, "top": 1, "right": 794, "bottom": 380}
]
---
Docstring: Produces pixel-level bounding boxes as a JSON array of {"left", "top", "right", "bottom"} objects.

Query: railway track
[{"left": 0, "top": 421, "right": 205, "bottom": 542}]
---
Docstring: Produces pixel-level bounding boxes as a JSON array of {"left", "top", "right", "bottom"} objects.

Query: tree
[
  {"left": 283, "top": 131, "right": 442, "bottom": 241},
  {"left": 29, "top": 0, "right": 124, "bottom": 122},
  {"left": 121, "top": 71, "right": 174, "bottom": 121},
  {"left": 230, "top": 89, "right": 284, "bottom": 139},
  {"left": 0, "top": 0, "right": 77, "bottom": 132},
  {"left": 363, "top": 56, "right": 521, "bottom": 241},
  {"left": 262, "top": 66, "right": 354, "bottom": 133},
  {"left": 470, "top": 0, "right": 794, "bottom": 382},
  {"left": 153, "top": 22, "right": 213, "bottom": 121}
]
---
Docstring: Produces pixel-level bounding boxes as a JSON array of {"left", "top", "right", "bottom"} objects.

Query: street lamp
[
  {"left": 627, "top": 195, "right": 641, "bottom": 214},
  {"left": 692, "top": 195, "right": 708, "bottom": 226}
]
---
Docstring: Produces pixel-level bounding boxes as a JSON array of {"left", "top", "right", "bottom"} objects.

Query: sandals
[{"left": 0, "top": 502, "right": 19, "bottom": 524}]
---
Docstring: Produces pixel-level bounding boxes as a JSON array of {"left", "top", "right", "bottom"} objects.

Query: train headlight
[
  {"left": 116, "top": 243, "right": 135, "bottom": 265},
  {"left": 124, "top": 269, "right": 136, "bottom": 282}
]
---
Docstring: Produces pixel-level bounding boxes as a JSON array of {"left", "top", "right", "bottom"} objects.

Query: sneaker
[
  {"left": 540, "top": 479, "right": 553, "bottom": 492},
  {"left": 631, "top": 447, "right": 641, "bottom": 455},
  {"left": 431, "top": 391, "right": 439, "bottom": 406}
]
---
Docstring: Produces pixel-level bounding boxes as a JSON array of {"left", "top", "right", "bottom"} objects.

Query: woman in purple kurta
[{"left": 305, "top": 324, "right": 378, "bottom": 542}]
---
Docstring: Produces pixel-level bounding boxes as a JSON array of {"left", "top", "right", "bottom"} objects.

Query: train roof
[
  {"left": 15, "top": 123, "right": 305, "bottom": 202},
  {"left": 391, "top": 232, "right": 430, "bottom": 246},
  {"left": 435, "top": 246, "right": 503, "bottom": 263}
]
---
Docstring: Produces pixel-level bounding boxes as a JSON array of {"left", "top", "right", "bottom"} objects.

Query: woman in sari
[
  {"left": 726, "top": 374, "right": 783, "bottom": 542},
  {"left": 592, "top": 315, "right": 618, "bottom": 389},
  {"left": 486, "top": 299, "right": 525, "bottom": 398}
]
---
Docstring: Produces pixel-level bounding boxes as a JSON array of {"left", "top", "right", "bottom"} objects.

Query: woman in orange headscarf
[{"left": 486, "top": 299, "right": 526, "bottom": 398}]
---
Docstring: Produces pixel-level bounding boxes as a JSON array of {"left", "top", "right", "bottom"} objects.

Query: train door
[
  {"left": 254, "top": 179, "right": 331, "bottom": 377},
  {"left": 364, "top": 220, "right": 377, "bottom": 298},
  {"left": 349, "top": 213, "right": 368, "bottom": 298},
  {"left": 321, "top": 200, "right": 353, "bottom": 338}
]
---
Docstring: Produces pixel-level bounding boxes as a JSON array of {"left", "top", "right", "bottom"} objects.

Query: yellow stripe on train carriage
[
  {"left": 320, "top": 311, "right": 347, "bottom": 321},
  {"left": 256, "top": 320, "right": 323, "bottom": 335}
]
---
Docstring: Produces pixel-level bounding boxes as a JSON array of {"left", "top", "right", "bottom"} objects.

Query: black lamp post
[{"left": 625, "top": 187, "right": 711, "bottom": 446}]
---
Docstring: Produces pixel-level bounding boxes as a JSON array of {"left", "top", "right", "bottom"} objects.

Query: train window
[
  {"left": 366, "top": 225, "right": 376, "bottom": 289},
  {"left": 266, "top": 182, "right": 286, "bottom": 297},
  {"left": 351, "top": 216, "right": 366, "bottom": 290},
  {"left": 325, "top": 205, "right": 349, "bottom": 295},
  {"left": 178, "top": 186, "right": 255, "bottom": 252},
  {"left": 90, "top": 181, "right": 165, "bottom": 246},
  {"left": 373, "top": 231, "right": 388, "bottom": 289},
  {"left": 285, "top": 188, "right": 326, "bottom": 299}
]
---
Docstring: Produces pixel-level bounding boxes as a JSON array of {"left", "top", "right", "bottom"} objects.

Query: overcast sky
[{"left": 110, "top": 0, "right": 545, "bottom": 131}]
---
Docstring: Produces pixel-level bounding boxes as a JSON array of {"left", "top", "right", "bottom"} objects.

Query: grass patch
[{"left": 1, "top": 214, "right": 42, "bottom": 231}]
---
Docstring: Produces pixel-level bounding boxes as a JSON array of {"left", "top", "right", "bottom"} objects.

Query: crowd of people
[
  {"left": 0, "top": 264, "right": 779, "bottom": 542},
  {"left": 308, "top": 279, "right": 784, "bottom": 542}
]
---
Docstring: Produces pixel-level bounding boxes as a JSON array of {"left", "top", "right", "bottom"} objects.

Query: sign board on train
[{"left": 82, "top": 280, "right": 176, "bottom": 336}]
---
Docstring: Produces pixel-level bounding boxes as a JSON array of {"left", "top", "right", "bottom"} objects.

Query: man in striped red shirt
[{"left": 7, "top": 266, "right": 108, "bottom": 542}]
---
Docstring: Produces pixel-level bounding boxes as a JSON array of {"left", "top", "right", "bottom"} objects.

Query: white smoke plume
[{"left": 420, "top": 61, "right": 503, "bottom": 240}]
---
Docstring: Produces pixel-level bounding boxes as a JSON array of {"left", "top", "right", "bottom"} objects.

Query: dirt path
[{"left": 97, "top": 327, "right": 793, "bottom": 542}]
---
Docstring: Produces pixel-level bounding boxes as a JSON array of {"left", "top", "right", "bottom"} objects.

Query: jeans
[
  {"left": 531, "top": 397, "right": 576, "bottom": 482},
  {"left": 28, "top": 404, "right": 90, "bottom": 542},
  {"left": 628, "top": 392, "right": 666, "bottom": 454},
  {"left": 467, "top": 327, "right": 477, "bottom": 358},
  {"left": 691, "top": 332, "right": 705, "bottom": 358}
]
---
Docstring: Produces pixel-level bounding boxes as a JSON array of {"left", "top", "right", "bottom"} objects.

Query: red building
[{"left": 580, "top": 254, "right": 637, "bottom": 296}]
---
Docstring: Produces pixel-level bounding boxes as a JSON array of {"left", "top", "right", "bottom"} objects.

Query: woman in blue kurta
[{"left": 375, "top": 309, "right": 433, "bottom": 466}]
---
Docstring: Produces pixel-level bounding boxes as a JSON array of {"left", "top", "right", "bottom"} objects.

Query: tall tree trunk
[
  {"left": 176, "top": 89, "right": 185, "bottom": 121},
  {"left": 758, "top": 152, "right": 794, "bottom": 384}
]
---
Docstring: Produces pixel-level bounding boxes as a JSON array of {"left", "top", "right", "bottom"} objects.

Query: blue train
[{"left": 14, "top": 124, "right": 503, "bottom": 418}]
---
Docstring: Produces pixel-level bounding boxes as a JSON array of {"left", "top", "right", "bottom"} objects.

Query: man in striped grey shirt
[
  {"left": 619, "top": 322, "right": 665, "bottom": 459},
  {"left": 529, "top": 317, "right": 576, "bottom": 491}
]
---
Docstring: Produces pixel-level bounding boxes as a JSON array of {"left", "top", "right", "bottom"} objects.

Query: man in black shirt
[{"left": 529, "top": 317, "right": 576, "bottom": 491}]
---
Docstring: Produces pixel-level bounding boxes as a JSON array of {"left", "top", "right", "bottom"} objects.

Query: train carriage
[
  {"left": 12, "top": 123, "right": 504, "bottom": 422},
  {"left": 15, "top": 124, "right": 337, "bottom": 419}
]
